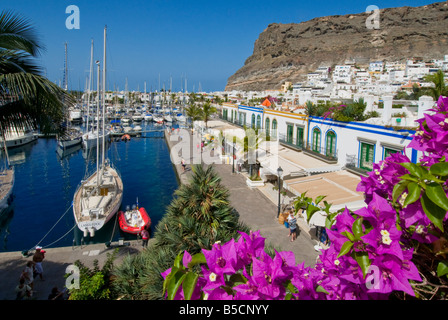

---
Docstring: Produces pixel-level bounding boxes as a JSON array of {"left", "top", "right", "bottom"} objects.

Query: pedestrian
[
  {"left": 32, "top": 246, "right": 45, "bottom": 281},
  {"left": 21, "top": 261, "right": 34, "bottom": 290},
  {"left": 140, "top": 227, "right": 150, "bottom": 248},
  {"left": 181, "top": 157, "right": 186, "bottom": 172},
  {"left": 287, "top": 211, "right": 297, "bottom": 242},
  {"left": 15, "top": 278, "right": 32, "bottom": 300}
]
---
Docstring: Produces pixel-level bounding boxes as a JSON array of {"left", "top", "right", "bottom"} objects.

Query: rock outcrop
[{"left": 225, "top": 2, "right": 448, "bottom": 91}]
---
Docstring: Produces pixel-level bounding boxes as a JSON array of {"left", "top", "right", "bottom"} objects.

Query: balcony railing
[
  {"left": 302, "top": 143, "right": 338, "bottom": 164},
  {"left": 278, "top": 133, "right": 304, "bottom": 151},
  {"left": 344, "top": 154, "right": 371, "bottom": 176}
]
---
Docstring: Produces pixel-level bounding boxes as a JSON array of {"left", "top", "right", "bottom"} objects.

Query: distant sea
[{"left": 0, "top": 122, "right": 179, "bottom": 253}]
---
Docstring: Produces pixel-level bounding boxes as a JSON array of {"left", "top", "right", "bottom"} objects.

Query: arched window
[
  {"left": 325, "top": 131, "right": 336, "bottom": 157},
  {"left": 256, "top": 115, "right": 261, "bottom": 129},
  {"left": 251, "top": 114, "right": 256, "bottom": 129},
  {"left": 312, "top": 127, "right": 321, "bottom": 152},
  {"left": 272, "top": 119, "right": 278, "bottom": 138},
  {"left": 265, "top": 117, "right": 270, "bottom": 137}
]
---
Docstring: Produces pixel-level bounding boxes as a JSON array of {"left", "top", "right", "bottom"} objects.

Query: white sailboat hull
[
  {"left": 73, "top": 165, "right": 123, "bottom": 236},
  {"left": 82, "top": 131, "right": 110, "bottom": 149},
  {"left": 0, "top": 167, "right": 14, "bottom": 209}
]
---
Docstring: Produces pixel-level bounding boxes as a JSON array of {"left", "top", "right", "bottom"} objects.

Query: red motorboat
[{"left": 118, "top": 205, "right": 151, "bottom": 234}]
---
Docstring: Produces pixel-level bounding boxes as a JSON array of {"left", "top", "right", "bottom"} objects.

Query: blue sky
[{"left": 2, "top": 0, "right": 437, "bottom": 92}]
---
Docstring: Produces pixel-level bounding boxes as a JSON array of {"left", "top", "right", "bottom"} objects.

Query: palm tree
[
  {"left": 0, "top": 10, "right": 72, "bottom": 135},
  {"left": 304, "top": 101, "right": 315, "bottom": 150},
  {"left": 424, "top": 70, "right": 447, "bottom": 100},
  {"left": 201, "top": 101, "right": 217, "bottom": 128},
  {"left": 185, "top": 103, "right": 202, "bottom": 129}
]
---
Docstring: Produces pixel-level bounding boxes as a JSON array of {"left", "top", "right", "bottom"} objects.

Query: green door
[
  {"left": 360, "top": 142, "right": 374, "bottom": 171},
  {"left": 296, "top": 127, "right": 304, "bottom": 148},
  {"left": 287, "top": 125, "right": 294, "bottom": 143},
  {"left": 326, "top": 131, "right": 336, "bottom": 157},
  {"left": 272, "top": 119, "right": 278, "bottom": 138},
  {"left": 265, "top": 118, "right": 270, "bottom": 138},
  {"left": 312, "top": 128, "right": 321, "bottom": 152},
  {"left": 384, "top": 147, "right": 399, "bottom": 159}
]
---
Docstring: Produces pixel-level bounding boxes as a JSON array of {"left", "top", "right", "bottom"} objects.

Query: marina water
[{"left": 0, "top": 122, "right": 179, "bottom": 253}]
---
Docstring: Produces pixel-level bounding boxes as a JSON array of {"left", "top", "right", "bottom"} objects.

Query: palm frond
[{"left": 0, "top": 10, "right": 43, "bottom": 56}]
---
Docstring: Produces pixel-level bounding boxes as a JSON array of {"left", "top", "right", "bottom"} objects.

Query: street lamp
[
  {"left": 277, "top": 166, "right": 283, "bottom": 218},
  {"left": 232, "top": 142, "right": 236, "bottom": 173}
]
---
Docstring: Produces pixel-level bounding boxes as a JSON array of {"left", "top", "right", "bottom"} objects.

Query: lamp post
[
  {"left": 277, "top": 166, "right": 283, "bottom": 218},
  {"left": 232, "top": 142, "right": 236, "bottom": 173}
]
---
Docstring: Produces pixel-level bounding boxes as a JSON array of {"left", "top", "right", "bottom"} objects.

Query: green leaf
[
  {"left": 315, "top": 195, "right": 327, "bottom": 205},
  {"left": 352, "top": 217, "right": 363, "bottom": 239},
  {"left": 403, "top": 182, "right": 421, "bottom": 207},
  {"left": 229, "top": 273, "right": 247, "bottom": 286},
  {"left": 187, "top": 252, "right": 207, "bottom": 269},
  {"left": 421, "top": 193, "right": 445, "bottom": 232},
  {"left": 316, "top": 285, "right": 329, "bottom": 294},
  {"left": 426, "top": 182, "right": 448, "bottom": 211},
  {"left": 182, "top": 272, "right": 199, "bottom": 300},
  {"left": 400, "top": 162, "right": 426, "bottom": 178},
  {"left": 430, "top": 162, "right": 448, "bottom": 177},
  {"left": 162, "top": 266, "right": 178, "bottom": 297},
  {"left": 174, "top": 252, "right": 183, "bottom": 269},
  {"left": 398, "top": 174, "right": 419, "bottom": 183},
  {"left": 341, "top": 231, "right": 355, "bottom": 242},
  {"left": 167, "top": 269, "right": 186, "bottom": 300},
  {"left": 337, "top": 241, "right": 354, "bottom": 258},
  {"left": 306, "top": 204, "right": 321, "bottom": 223},
  {"left": 354, "top": 251, "right": 371, "bottom": 278},
  {"left": 393, "top": 180, "right": 410, "bottom": 203},
  {"left": 437, "top": 261, "right": 448, "bottom": 277}
]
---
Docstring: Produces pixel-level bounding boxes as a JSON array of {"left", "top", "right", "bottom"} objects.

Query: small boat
[
  {"left": 57, "top": 128, "right": 83, "bottom": 149},
  {"left": 132, "top": 113, "right": 143, "bottom": 122},
  {"left": 118, "top": 204, "right": 151, "bottom": 234},
  {"left": 153, "top": 114, "right": 164, "bottom": 124},
  {"left": 144, "top": 113, "right": 153, "bottom": 121}
]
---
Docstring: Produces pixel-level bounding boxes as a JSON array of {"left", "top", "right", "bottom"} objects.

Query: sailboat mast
[
  {"left": 101, "top": 25, "right": 107, "bottom": 172},
  {"left": 96, "top": 61, "right": 100, "bottom": 188},
  {"left": 86, "top": 39, "right": 94, "bottom": 133}
]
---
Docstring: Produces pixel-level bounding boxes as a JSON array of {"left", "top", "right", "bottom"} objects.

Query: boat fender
[
  {"left": 89, "top": 227, "right": 95, "bottom": 237},
  {"left": 83, "top": 229, "right": 88, "bottom": 237}
]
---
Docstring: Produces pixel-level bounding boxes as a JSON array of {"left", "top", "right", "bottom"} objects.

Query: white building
[
  {"left": 369, "top": 61, "right": 384, "bottom": 73},
  {"left": 332, "top": 65, "right": 352, "bottom": 84}
]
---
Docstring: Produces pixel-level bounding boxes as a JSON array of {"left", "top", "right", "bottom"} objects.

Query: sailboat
[
  {"left": 57, "top": 42, "right": 82, "bottom": 150},
  {"left": 73, "top": 26, "right": 123, "bottom": 237},
  {"left": 0, "top": 133, "right": 14, "bottom": 210},
  {"left": 82, "top": 39, "right": 110, "bottom": 150}
]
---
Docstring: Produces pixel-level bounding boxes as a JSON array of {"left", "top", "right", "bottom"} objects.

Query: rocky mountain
[{"left": 225, "top": 2, "right": 448, "bottom": 92}]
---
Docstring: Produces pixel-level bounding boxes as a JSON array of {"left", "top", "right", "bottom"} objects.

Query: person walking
[
  {"left": 181, "top": 157, "right": 186, "bottom": 172},
  {"left": 140, "top": 227, "right": 150, "bottom": 248},
  {"left": 21, "top": 261, "right": 34, "bottom": 291},
  {"left": 32, "top": 246, "right": 45, "bottom": 281},
  {"left": 15, "top": 278, "right": 32, "bottom": 300},
  {"left": 287, "top": 211, "right": 297, "bottom": 242}
]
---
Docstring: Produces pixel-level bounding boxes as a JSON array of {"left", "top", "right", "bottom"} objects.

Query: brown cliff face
[{"left": 225, "top": 2, "right": 448, "bottom": 91}]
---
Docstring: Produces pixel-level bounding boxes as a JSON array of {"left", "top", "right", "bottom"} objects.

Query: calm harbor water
[{"left": 0, "top": 122, "right": 179, "bottom": 253}]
